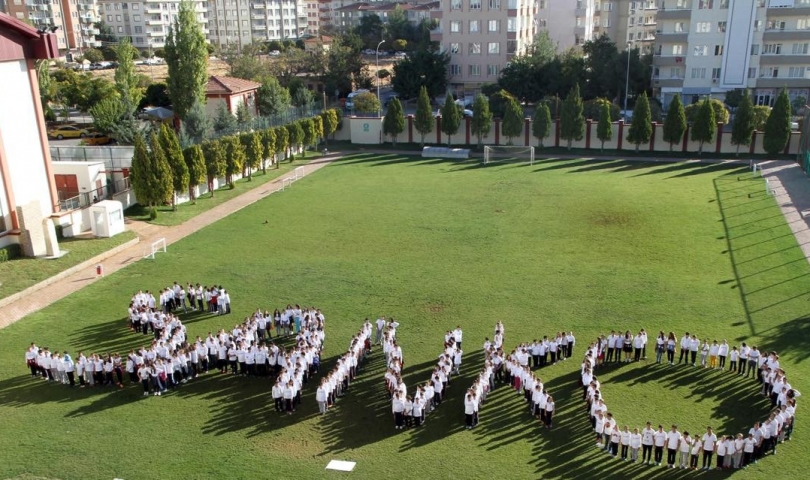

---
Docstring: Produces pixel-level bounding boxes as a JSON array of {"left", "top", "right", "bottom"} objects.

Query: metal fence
[
  {"left": 50, "top": 146, "right": 134, "bottom": 170},
  {"left": 208, "top": 104, "right": 325, "bottom": 141}
]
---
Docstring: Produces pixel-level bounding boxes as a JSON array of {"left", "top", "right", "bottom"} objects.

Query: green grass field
[{"left": 0, "top": 154, "right": 808, "bottom": 480}]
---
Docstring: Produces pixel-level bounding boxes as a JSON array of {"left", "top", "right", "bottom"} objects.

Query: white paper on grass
[{"left": 325, "top": 460, "right": 357, "bottom": 472}]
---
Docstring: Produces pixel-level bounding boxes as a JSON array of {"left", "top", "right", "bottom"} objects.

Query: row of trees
[
  {"left": 380, "top": 84, "right": 794, "bottom": 156},
  {"left": 131, "top": 109, "right": 340, "bottom": 212}
]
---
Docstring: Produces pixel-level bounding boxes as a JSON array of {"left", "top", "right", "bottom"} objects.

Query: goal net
[
  {"left": 143, "top": 237, "right": 167, "bottom": 260},
  {"left": 483, "top": 146, "right": 535, "bottom": 165}
]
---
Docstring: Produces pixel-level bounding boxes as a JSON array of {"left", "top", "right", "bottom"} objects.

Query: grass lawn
[
  {"left": 124, "top": 156, "right": 318, "bottom": 226},
  {"left": 0, "top": 154, "right": 808, "bottom": 480},
  {"left": 0, "top": 231, "right": 136, "bottom": 300}
]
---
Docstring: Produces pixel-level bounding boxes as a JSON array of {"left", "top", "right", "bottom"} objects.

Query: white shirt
[{"left": 702, "top": 433, "right": 717, "bottom": 450}]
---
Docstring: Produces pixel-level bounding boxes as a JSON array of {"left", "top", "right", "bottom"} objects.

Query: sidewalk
[
  {"left": 759, "top": 160, "right": 810, "bottom": 265},
  {"left": 0, "top": 155, "right": 339, "bottom": 329}
]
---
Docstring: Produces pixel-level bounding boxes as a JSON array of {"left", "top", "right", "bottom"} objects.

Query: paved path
[
  {"left": 0, "top": 155, "right": 339, "bottom": 329},
  {"left": 2, "top": 152, "right": 808, "bottom": 329},
  {"left": 759, "top": 160, "right": 810, "bottom": 264}
]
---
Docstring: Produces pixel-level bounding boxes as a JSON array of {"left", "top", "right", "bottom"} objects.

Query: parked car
[
  {"left": 362, "top": 49, "right": 376, "bottom": 55},
  {"left": 48, "top": 125, "right": 90, "bottom": 139},
  {"left": 268, "top": 50, "right": 281, "bottom": 56},
  {"left": 384, "top": 94, "right": 399, "bottom": 107},
  {"left": 791, "top": 121, "right": 800, "bottom": 131},
  {"left": 84, "top": 132, "right": 112, "bottom": 145},
  {"left": 394, "top": 51, "right": 407, "bottom": 58}
]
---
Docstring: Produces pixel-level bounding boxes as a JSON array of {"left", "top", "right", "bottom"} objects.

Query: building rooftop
[{"left": 206, "top": 75, "right": 261, "bottom": 95}]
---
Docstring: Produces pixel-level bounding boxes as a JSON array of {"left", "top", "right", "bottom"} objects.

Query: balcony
[
  {"left": 146, "top": 7, "right": 162, "bottom": 14},
  {"left": 757, "top": 77, "right": 810, "bottom": 88},
  {"left": 759, "top": 53, "right": 810, "bottom": 65},
  {"left": 764, "top": 29, "right": 810, "bottom": 41},
  {"left": 147, "top": 30, "right": 164, "bottom": 37},
  {"left": 656, "top": 8, "right": 691, "bottom": 20},
  {"left": 253, "top": 3, "right": 267, "bottom": 8},
  {"left": 652, "top": 76, "right": 684, "bottom": 88},
  {"left": 574, "top": 25, "right": 586, "bottom": 35},
  {"left": 655, "top": 31, "right": 688, "bottom": 43},
  {"left": 574, "top": 7, "right": 585, "bottom": 16},
  {"left": 252, "top": 13, "right": 266, "bottom": 19},
  {"left": 252, "top": 23, "right": 266, "bottom": 30},
  {"left": 146, "top": 19, "right": 163, "bottom": 25},
  {"left": 653, "top": 54, "right": 686, "bottom": 66},
  {"left": 430, "top": 28, "right": 442, "bottom": 41},
  {"left": 767, "top": 6, "right": 810, "bottom": 16}
]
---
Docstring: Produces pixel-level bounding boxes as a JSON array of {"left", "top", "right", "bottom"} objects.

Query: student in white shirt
[
  {"left": 629, "top": 427, "right": 642, "bottom": 462},
  {"left": 678, "top": 431, "right": 691, "bottom": 469},
  {"left": 641, "top": 422, "right": 655, "bottom": 464},
  {"left": 653, "top": 425, "right": 667, "bottom": 466},
  {"left": 666, "top": 425, "right": 681, "bottom": 468},
  {"left": 701, "top": 427, "right": 717, "bottom": 471},
  {"left": 619, "top": 426, "right": 631, "bottom": 461}
]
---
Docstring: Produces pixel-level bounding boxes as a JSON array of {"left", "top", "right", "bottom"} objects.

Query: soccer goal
[
  {"left": 483, "top": 146, "right": 535, "bottom": 165},
  {"left": 294, "top": 166, "right": 305, "bottom": 181},
  {"left": 281, "top": 176, "right": 293, "bottom": 191},
  {"left": 144, "top": 237, "right": 167, "bottom": 260}
]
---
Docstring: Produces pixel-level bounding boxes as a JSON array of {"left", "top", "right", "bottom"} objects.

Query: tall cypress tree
[
  {"left": 663, "top": 93, "right": 687, "bottom": 152},
  {"left": 532, "top": 102, "right": 551, "bottom": 148},
  {"left": 149, "top": 132, "right": 174, "bottom": 206},
  {"left": 202, "top": 140, "right": 226, "bottom": 196},
  {"left": 560, "top": 84, "right": 585, "bottom": 149},
  {"left": 261, "top": 128, "right": 276, "bottom": 172},
  {"left": 223, "top": 136, "right": 245, "bottom": 187},
  {"left": 275, "top": 126, "right": 289, "bottom": 166},
  {"left": 383, "top": 97, "right": 405, "bottom": 147},
  {"left": 414, "top": 85, "right": 434, "bottom": 147},
  {"left": 321, "top": 109, "right": 338, "bottom": 146},
  {"left": 183, "top": 144, "right": 206, "bottom": 202},
  {"left": 471, "top": 93, "right": 493, "bottom": 150},
  {"left": 763, "top": 88, "right": 791, "bottom": 155},
  {"left": 130, "top": 133, "right": 154, "bottom": 207},
  {"left": 691, "top": 98, "right": 716, "bottom": 155},
  {"left": 243, "top": 132, "right": 264, "bottom": 180},
  {"left": 159, "top": 123, "right": 189, "bottom": 210},
  {"left": 731, "top": 92, "right": 755, "bottom": 156},
  {"left": 164, "top": 0, "right": 208, "bottom": 120},
  {"left": 440, "top": 92, "right": 461, "bottom": 147},
  {"left": 627, "top": 92, "right": 652, "bottom": 152},
  {"left": 502, "top": 98, "right": 524, "bottom": 146},
  {"left": 596, "top": 102, "right": 613, "bottom": 153}
]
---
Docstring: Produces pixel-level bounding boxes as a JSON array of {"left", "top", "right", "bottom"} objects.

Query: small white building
[{"left": 89, "top": 200, "right": 125, "bottom": 238}]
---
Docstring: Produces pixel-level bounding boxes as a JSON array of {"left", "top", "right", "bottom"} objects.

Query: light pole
[
  {"left": 376, "top": 40, "right": 385, "bottom": 118},
  {"left": 624, "top": 42, "right": 632, "bottom": 121}
]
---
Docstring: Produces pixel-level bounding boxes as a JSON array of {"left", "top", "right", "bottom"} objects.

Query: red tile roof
[{"left": 206, "top": 75, "right": 261, "bottom": 95}]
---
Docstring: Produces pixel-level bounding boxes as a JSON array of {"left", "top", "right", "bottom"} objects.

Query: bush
[
  {"left": 684, "top": 99, "right": 729, "bottom": 124},
  {"left": 583, "top": 98, "right": 620, "bottom": 121},
  {"left": 55, "top": 224, "right": 64, "bottom": 241},
  {"left": 752, "top": 106, "right": 770, "bottom": 130},
  {"left": 0, "top": 243, "right": 21, "bottom": 263},
  {"left": 148, "top": 208, "right": 157, "bottom": 221}
]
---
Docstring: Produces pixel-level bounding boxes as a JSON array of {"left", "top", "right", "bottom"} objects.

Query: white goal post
[
  {"left": 144, "top": 237, "right": 167, "bottom": 260},
  {"left": 294, "top": 166, "right": 305, "bottom": 181},
  {"left": 483, "top": 146, "right": 535, "bottom": 165}
]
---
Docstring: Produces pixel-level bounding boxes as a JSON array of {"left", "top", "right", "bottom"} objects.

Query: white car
[
  {"left": 268, "top": 50, "right": 281, "bottom": 56},
  {"left": 394, "top": 51, "right": 407, "bottom": 58},
  {"left": 345, "top": 89, "right": 370, "bottom": 110}
]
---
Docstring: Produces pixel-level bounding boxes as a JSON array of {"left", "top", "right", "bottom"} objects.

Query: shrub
[
  {"left": 583, "top": 98, "right": 620, "bottom": 121},
  {"left": 0, "top": 243, "right": 21, "bottom": 263},
  {"left": 684, "top": 99, "right": 729, "bottom": 124},
  {"left": 148, "top": 208, "right": 157, "bottom": 221}
]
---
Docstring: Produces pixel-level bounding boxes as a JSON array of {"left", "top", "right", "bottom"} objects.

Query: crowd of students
[
  {"left": 315, "top": 320, "right": 372, "bottom": 415},
  {"left": 25, "top": 298, "right": 327, "bottom": 405},
  {"left": 580, "top": 333, "right": 800, "bottom": 470},
  {"left": 464, "top": 324, "right": 502, "bottom": 429}
]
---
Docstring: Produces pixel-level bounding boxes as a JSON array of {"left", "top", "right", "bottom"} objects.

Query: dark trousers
[
  {"left": 730, "top": 360, "right": 737, "bottom": 371},
  {"left": 654, "top": 446, "right": 663, "bottom": 463},
  {"left": 690, "top": 351, "right": 697, "bottom": 364},
  {"left": 566, "top": 344, "right": 573, "bottom": 358},
  {"left": 610, "top": 442, "right": 619, "bottom": 456},
  {"left": 274, "top": 397, "right": 283, "bottom": 411},
  {"left": 642, "top": 445, "right": 652, "bottom": 462},
  {"left": 142, "top": 379, "right": 150, "bottom": 393},
  {"left": 66, "top": 371, "right": 75, "bottom": 386},
  {"left": 739, "top": 358, "right": 747, "bottom": 374},
  {"left": 743, "top": 451, "right": 752, "bottom": 466},
  {"left": 702, "top": 451, "right": 713, "bottom": 468},
  {"left": 667, "top": 448, "right": 677, "bottom": 465},
  {"left": 719, "top": 355, "right": 727, "bottom": 368},
  {"left": 691, "top": 454, "right": 699, "bottom": 469},
  {"left": 634, "top": 348, "right": 642, "bottom": 361},
  {"left": 716, "top": 454, "right": 724, "bottom": 468},
  {"left": 606, "top": 348, "right": 614, "bottom": 362},
  {"left": 679, "top": 349, "right": 688, "bottom": 363},
  {"left": 621, "top": 445, "right": 628, "bottom": 459}
]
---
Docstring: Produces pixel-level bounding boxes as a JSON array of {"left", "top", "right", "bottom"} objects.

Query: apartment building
[
  {"left": 539, "top": 0, "right": 595, "bottom": 51},
  {"left": 316, "top": 0, "right": 435, "bottom": 32},
  {"left": 653, "top": 0, "right": 810, "bottom": 110},
  {"left": 98, "top": 0, "right": 208, "bottom": 50},
  {"left": 3, "top": 0, "right": 101, "bottom": 55},
  {"left": 431, "top": 0, "right": 536, "bottom": 94},
  {"left": 594, "top": 0, "right": 657, "bottom": 53}
]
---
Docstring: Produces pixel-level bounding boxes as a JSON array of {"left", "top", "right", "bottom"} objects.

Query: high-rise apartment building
[
  {"left": 653, "top": 0, "right": 810, "bottom": 109},
  {"left": 3, "top": 0, "right": 101, "bottom": 55},
  {"left": 594, "top": 0, "right": 657, "bottom": 53},
  {"left": 431, "top": 0, "right": 536, "bottom": 94},
  {"left": 540, "top": 0, "right": 595, "bottom": 51},
  {"left": 98, "top": 0, "right": 208, "bottom": 50},
  {"left": 214, "top": 0, "right": 307, "bottom": 46}
]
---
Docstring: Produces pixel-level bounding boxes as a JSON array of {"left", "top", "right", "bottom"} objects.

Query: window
[
  {"left": 489, "top": 0, "right": 500, "bottom": 9},
  {"left": 539, "top": 0, "right": 547, "bottom": 7},
  {"left": 135, "top": 26, "right": 143, "bottom": 33},
  {"left": 711, "top": 67, "right": 721, "bottom": 79},
  {"left": 794, "top": 43, "right": 810, "bottom": 54},
  {"left": 717, "top": 21, "right": 726, "bottom": 33},
  {"left": 799, "top": 19, "right": 810, "bottom": 30},
  {"left": 754, "top": 20, "right": 762, "bottom": 32},
  {"left": 719, "top": 0, "right": 728, "bottom": 7},
  {"left": 603, "top": 2, "right": 612, "bottom": 11},
  {"left": 469, "top": 42, "right": 481, "bottom": 54},
  {"left": 132, "top": 3, "right": 139, "bottom": 10},
  {"left": 488, "top": 42, "right": 500, "bottom": 54},
  {"left": 789, "top": 66, "right": 807, "bottom": 78},
  {"left": 469, "top": 64, "right": 481, "bottom": 76},
  {"left": 134, "top": 14, "right": 141, "bottom": 21},
  {"left": 714, "top": 45, "right": 723, "bottom": 55},
  {"left": 691, "top": 67, "right": 706, "bottom": 79},
  {"left": 450, "top": 64, "right": 461, "bottom": 75},
  {"left": 697, "top": 0, "right": 712, "bottom": 8},
  {"left": 693, "top": 45, "right": 707, "bottom": 56},
  {"left": 748, "top": 67, "right": 756, "bottom": 79},
  {"left": 507, "top": 39, "right": 518, "bottom": 54},
  {"left": 763, "top": 43, "right": 782, "bottom": 54},
  {"left": 135, "top": 37, "right": 144, "bottom": 44},
  {"left": 487, "top": 64, "right": 499, "bottom": 76},
  {"left": 451, "top": 0, "right": 461, "bottom": 9},
  {"left": 449, "top": 42, "right": 459, "bottom": 54},
  {"left": 629, "top": 17, "right": 634, "bottom": 26},
  {"left": 507, "top": 18, "right": 516, "bottom": 32},
  {"left": 538, "top": 19, "right": 547, "bottom": 27},
  {"left": 470, "top": 0, "right": 481, "bottom": 10},
  {"left": 751, "top": 44, "right": 760, "bottom": 55},
  {"left": 469, "top": 20, "right": 479, "bottom": 32},
  {"left": 116, "top": 14, "right": 122, "bottom": 21},
  {"left": 107, "top": 14, "right": 113, "bottom": 22},
  {"left": 767, "top": 21, "right": 786, "bottom": 30},
  {"left": 674, "top": 22, "right": 684, "bottom": 32},
  {"left": 488, "top": 20, "right": 499, "bottom": 33},
  {"left": 761, "top": 67, "right": 779, "bottom": 78},
  {"left": 696, "top": 22, "right": 711, "bottom": 33},
  {"left": 117, "top": 26, "right": 124, "bottom": 32},
  {"left": 669, "top": 67, "right": 682, "bottom": 78},
  {"left": 450, "top": 20, "right": 461, "bottom": 32},
  {"left": 672, "top": 45, "right": 683, "bottom": 55}
]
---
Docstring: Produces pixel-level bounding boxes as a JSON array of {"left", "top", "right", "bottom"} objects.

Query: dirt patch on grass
[{"left": 425, "top": 302, "right": 446, "bottom": 314}]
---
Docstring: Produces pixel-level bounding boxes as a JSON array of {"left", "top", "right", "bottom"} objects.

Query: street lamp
[
  {"left": 376, "top": 40, "right": 385, "bottom": 118},
  {"left": 624, "top": 41, "right": 632, "bottom": 121}
]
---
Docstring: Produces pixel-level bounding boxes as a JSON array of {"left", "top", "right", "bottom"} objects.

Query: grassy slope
[
  {"left": 0, "top": 154, "right": 807, "bottom": 480},
  {"left": 0, "top": 231, "right": 136, "bottom": 300}
]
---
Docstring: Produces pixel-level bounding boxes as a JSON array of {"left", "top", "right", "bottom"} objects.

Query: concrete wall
[
  {"left": 349, "top": 116, "right": 383, "bottom": 144},
  {"left": 52, "top": 161, "right": 106, "bottom": 196}
]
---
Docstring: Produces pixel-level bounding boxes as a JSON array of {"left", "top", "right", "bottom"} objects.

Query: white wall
[
  {"left": 0, "top": 60, "right": 54, "bottom": 219},
  {"left": 52, "top": 161, "right": 106, "bottom": 196}
]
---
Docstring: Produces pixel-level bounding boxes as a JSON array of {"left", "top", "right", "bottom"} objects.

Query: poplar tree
[
  {"left": 183, "top": 144, "right": 206, "bottom": 202},
  {"left": 223, "top": 136, "right": 245, "bottom": 187},
  {"left": 149, "top": 131, "right": 174, "bottom": 205},
  {"left": 763, "top": 88, "right": 792, "bottom": 155},
  {"left": 663, "top": 93, "right": 686, "bottom": 152},
  {"left": 243, "top": 132, "right": 264, "bottom": 180},
  {"left": 627, "top": 92, "right": 652, "bottom": 152},
  {"left": 164, "top": 0, "right": 208, "bottom": 120},
  {"left": 414, "top": 85, "right": 434, "bottom": 147},
  {"left": 502, "top": 98, "right": 524, "bottom": 146},
  {"left": 383, "top": 97, "right": 405, "bottom": 146},
  {"left": 731, "top": 92, "right": 755, "bottom": 156},
  {"left": 321, "top": 109, "right": 338, "bottom": 145},
  {"left": 596, "top": 102, "right": 613, "bottom": 153},
  {"left": 471, "top": 93, "right": 493, "bottom": 149},
  {"left": 532, "top": 102, "right": 551, "bottom": 148},
  {"left": 691, "top": 98, "right": 716, "bottom": 155},
  {"left": 202, "top": 139, "right": 226, "bottom": 196},
  {"left": 159, "top": 123, "right": 189, "bottom": 210},
  {"left": 560, "top": 84, "right": 585, "bottom": 149},
  {"left": 440, "top": 92, "right": 461, "bottom": 147},
  {"left": 261, "top": 128, "right": 276, "bottom": 172},
  {"left": 130, "top": 133, "right": 154, "bottom": 206},
  {"left": 275, "top": 126, "right": 289, "bottom": 166}
]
